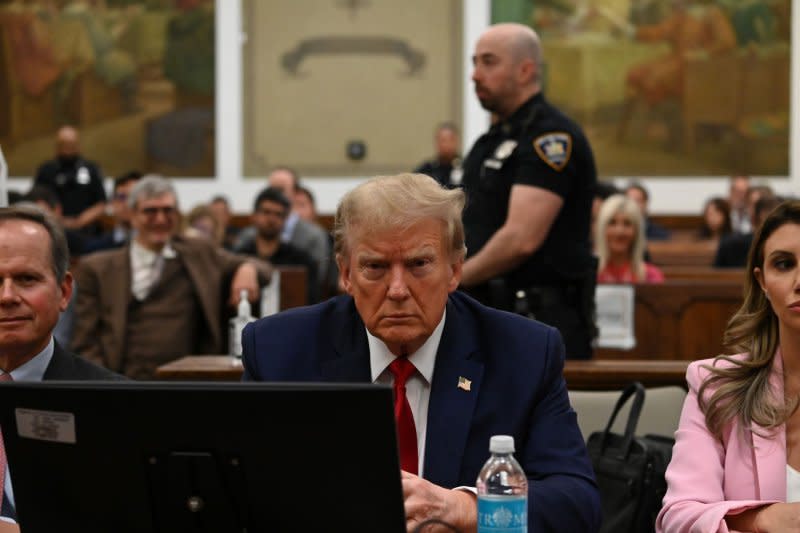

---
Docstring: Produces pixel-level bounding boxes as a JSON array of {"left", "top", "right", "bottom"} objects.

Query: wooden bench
[
  {"left": 648, "top": 240, "right": 717, "bottom": 267},
  {"left": 596, "top": 280, "right": 743, "bottom": 360},
  {"left": 661, "top": 266, "right": 744, "bottom": 282}
]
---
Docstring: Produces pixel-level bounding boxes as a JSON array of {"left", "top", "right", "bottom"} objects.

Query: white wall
[{"left": 6, "top": 0, "right": 798, "bottom": 214}]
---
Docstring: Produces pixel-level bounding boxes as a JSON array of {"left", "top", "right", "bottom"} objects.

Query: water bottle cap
[{"left": 489, "top": 435, "right": 514, "bottom": 454}]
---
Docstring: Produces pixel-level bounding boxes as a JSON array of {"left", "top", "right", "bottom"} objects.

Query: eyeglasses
[{"left": 139, "top": 206, "right": 177, "bottom": 218}]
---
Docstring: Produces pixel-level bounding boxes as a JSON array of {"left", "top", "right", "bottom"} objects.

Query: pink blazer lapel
[{"left": 752, "top": 350, "right": 787, "bottom": 501}]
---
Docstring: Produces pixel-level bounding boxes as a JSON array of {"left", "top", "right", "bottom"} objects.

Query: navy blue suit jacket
[{"left": 242, "top": 291, "right": 600, "bottom": 532}]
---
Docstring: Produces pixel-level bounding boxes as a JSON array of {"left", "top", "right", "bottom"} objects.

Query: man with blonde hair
[{"left": 242, "top": 173, "right": 600, "bottom": 532}]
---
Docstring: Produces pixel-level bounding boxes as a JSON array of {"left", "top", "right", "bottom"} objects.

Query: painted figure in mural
[{"left": 622, "top": 0, "right": 737, "bottom": 107}]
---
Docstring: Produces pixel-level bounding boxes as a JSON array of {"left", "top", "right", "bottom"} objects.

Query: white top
[
  {"left": 368, "top": 309, "right": 446, "bottom": 477},
  {"left": 787, "top": 464, "right": 800, "bottom": 502}
]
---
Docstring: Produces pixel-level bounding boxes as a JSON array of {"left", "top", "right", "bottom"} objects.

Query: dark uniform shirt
[
  {"left": 461, "top": 92, "right": 597, "bottom": 359},
  {"left": 34, "top": 157, "right": 106, "bottom": 219},
  {"left": 414, "top": 157, "right": 463, "bottom": 189},
  {"left": 462, "top": 92, "right": 597, "bottom": 288}
]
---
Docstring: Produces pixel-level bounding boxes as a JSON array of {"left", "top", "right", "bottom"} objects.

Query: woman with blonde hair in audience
[
  {"left": 657, "top": 200, "right": 800, "bottom": 533},
  {"left": 183, "top": 204, "right": 223, "bottom": 246},
  {"left": 595, "top": 194, "right": 664, "bottom": 283}
]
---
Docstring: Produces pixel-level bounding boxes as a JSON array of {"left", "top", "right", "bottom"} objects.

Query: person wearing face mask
[
  {"left": 595, "top": 194, "right": 665, "bottom": 284},
  {"left": 33, "top": 126, "right": 107, "bottom": 236}
]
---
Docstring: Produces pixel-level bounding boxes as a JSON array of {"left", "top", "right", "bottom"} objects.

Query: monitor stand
[{"left": 146, "top": 451, "right": 248, "bottom": 533}]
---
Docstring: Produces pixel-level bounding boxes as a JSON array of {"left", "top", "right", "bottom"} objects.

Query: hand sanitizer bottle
[{"left": 229, "top": 289, "right": 255, "bottom": 358}]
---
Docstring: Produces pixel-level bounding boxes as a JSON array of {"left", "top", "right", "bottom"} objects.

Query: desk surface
[{"left": 156, "top": 356, "right": 691, "bottom": 390}]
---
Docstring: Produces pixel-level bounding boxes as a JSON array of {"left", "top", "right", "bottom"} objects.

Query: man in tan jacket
[{"left": 72, "top": 176, "right": 271, "bottom": 379}]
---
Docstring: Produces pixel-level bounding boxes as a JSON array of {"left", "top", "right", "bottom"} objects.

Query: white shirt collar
[
  {"left": 368, "top": 308, "right": 446, "bottom": 384},
  {"left": 3, "top": 337, "right": 55, "bottom": 381},
  {"left": 131, "top": 240, "right": 177, "bottom": 262}
]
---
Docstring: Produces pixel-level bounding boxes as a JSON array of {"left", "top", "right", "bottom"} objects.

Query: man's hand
[
  {"left": 401, "top": 471, "right": 476, "bottom": 533},
  {"left": 229, "top": 262, "right": 260, "bottom": 306}
]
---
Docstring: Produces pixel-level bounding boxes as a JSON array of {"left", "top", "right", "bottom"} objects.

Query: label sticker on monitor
[{"left": 15, "top": 408, "right": 76, "bottom": 444}]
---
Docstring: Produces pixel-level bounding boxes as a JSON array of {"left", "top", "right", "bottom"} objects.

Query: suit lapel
[
  {"left": 752, "top": 350, "right": 788, "bottom": 501},
  {"left": 174, "top": 240, "right": 222, "bottom": 351},
  {"left": 320, "top": 298, "right": 371, "bottom": 382},
  {"left": 42, "top": 342, "right": 71, "bottom": 380},
  {"left": 423, "top": 299, "right": 483, "bottom": 487},
  {"left": 107, "top": 250, "right": 131, "bottom": 371}
]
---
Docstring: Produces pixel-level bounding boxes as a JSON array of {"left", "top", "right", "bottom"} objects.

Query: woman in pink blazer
[{"left": 658, "top": 200, "right": 800, "bottom": 533}]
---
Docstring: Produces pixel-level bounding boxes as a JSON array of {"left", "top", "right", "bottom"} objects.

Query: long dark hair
[{"left": 698, "top": 197, "right": 732, "bottom": 239}]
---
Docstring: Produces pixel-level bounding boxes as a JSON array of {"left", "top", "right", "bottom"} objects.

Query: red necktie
[
  {"left": 0, "top": 372, "right": 12, "bottom": 509},
  {"left": 388, "top": 357, "right": 418, "bottom": 475}
]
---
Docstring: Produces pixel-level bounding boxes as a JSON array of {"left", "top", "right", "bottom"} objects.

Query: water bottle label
[{"left": 477, "top": 495, "right": 527, "bottom": 533}]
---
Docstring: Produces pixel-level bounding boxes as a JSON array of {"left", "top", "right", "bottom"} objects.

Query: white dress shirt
[
  {"left": 129, "top": 241, "right": 177, "bottom": 300},
  {"left": 1, "top": 337, "right": 55, "bottom": 519},
  {"left": 368, "top": 310, "right": 446, "bottom": 477}
]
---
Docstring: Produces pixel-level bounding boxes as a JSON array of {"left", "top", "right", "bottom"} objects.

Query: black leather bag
[{"left": 587, "top": 382, "right": 675, "bottom": 533}]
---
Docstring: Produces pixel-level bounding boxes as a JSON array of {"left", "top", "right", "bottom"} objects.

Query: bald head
[
  {"left": 56, "top": 126, "right": 80, "bottom": 158},
  {"left": 472, "top": 23, "right": 542, "bottom": 119},
  {"left": 491, "top": 23, "right": 543, "bottom": 66}
]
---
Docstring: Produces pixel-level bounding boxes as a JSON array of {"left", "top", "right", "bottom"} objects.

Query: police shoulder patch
[{"left": 533, "top": 132, "right": 572, "bottom": 171}]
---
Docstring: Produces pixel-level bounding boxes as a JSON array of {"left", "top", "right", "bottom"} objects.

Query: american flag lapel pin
[{"left": 457, "top": 376, "right": 472, "bottom": 391}]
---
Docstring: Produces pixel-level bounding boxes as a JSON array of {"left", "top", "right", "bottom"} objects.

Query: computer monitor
[{"left": 0, "top": 381, "right": 406, "bottom": 533}]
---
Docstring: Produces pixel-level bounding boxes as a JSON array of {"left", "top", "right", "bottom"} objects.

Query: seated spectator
[
  {"left": 697, "top": 197, "right": 732, "bottom": 241},
  {"left": 72, "top": 176, "right": 271, "bottom": 379},
  {"left": 183, "top": 204, "right": 223, "bottom": 245},
  {"left": 209, "top": 195, "right": 240, "bottom": 250},
  {"left": 413, "top": 122, "right": 463, "bottom": 188},
  {"left": 236, "top": 187, "right": 318, "bottom": 304},
  {"left": 746, "top": 184, "right": 775, "bottom": 224},
  {"left": 657, "top": 200, "right": 800, "bottom": 532},
  {"left": 591, "top": 181, "right": 619, "bottom": 247},
  {"left": 235, "top": 167, "right": 331, "bottom": 297},
  {"left": 625, "top": 182, "right": 671, "bottom": 241},
  {"left": 715, "top": 195, "right": 781, "bottom": 268},
  {"left": 728, "top": 175, "right": 751, "bottom": 234},
  {"left": 84, "top": 171, "right": 141, "bottom": 254},
  {"left": 293, "top": 185, "right": 317, "bottom": 223},
  {"left": 595, "top": 194, "right": 665, "bottom": 283}
]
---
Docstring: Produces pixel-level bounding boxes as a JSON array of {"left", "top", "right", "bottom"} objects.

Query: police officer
[
  {"left": 414, "top": 122, "right": 464, "bottom": 188},
  {"left": 33, "top": 126, "right": 107, "bottom": 236},
  {"left": 460, "top": 23, "right": 597, "bottom": 359}
]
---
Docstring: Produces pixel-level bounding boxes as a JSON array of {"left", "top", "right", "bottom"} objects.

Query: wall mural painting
[
  {"left": 0, "top": 0, "right": 215, "bottom": 178},
  {"left": 243, "top": 0, "right": 463, "bottom": 177},
  {"left": 493, "top": 0, "right": 791, "bottom": 176}
]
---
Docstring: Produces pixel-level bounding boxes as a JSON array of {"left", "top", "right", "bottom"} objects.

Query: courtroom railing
[
  {"left": 155, "top": 356, "right": 691, "bottom": 391},
  {"left": 596, "top": 280, "right": 743, "bottom": 360}
]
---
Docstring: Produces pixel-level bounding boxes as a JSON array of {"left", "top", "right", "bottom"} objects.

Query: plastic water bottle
[
  {"left": 229, "top": 289, "right": 255, "bottom": 358},
  {"left": 477, "top": 435, "right": 528, "bottom": 533}
]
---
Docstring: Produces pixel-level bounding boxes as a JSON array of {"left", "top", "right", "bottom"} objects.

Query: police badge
[{"left": 533, "top": 132, "right": 572, "bottom": 171}]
